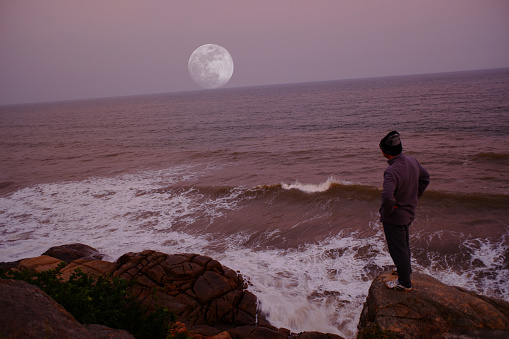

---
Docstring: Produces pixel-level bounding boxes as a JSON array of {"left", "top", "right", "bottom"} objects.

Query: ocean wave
[
  {"left": 157, "top": 178, "right": 509, "bottom": 212},
  {"left": 471, "top": 151, "right": 509, "bottom": 163},
  {"left": 282, "top": 177, "right": 354, "bottom": 193},
  {"left": 422, "top": 190, "right": 509, "bottom": 209},
  {"left": 254, "top": 179, "right": 508, "bottom": 207},
  {"left": 0, "top": 181, "right": 20, "bottom": 196}
]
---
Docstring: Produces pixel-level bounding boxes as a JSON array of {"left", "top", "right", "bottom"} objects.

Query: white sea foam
[
  {"left": 282, "top": 176, "right": 352, "bottom": 193},
  {"left": 0, "top": 166, "right": 221, "bottom": 261},
  {"left": 211, "top": 224, "right": 393, "bottom": 338},
  {"left": 418, "top": 234, "right": 509, "bottom": 299}
]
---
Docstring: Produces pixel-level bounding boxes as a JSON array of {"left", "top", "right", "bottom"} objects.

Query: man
[{"left": 379, "top": 131, "right": 430, "bottom": 292}]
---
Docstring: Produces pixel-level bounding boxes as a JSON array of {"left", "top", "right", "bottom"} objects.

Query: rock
[
  {"left": 43, "top": 243, "right": 104, "bottom": 263},
  {"left": 0, "top": 279, "right": 133, "bottom": 339},
  {"left": 289, "top": 332, "right": 344, "bottom": 339},
  {"left": 210, "top": 331, "right": 232, "bottom": 339},
  {"left": 85, "top": 324, "right": 135, "bottom": 339},
  {"left": 59, "top": 258, "right": 118, "bottom": 281},
  {"left": 227, "top": 325, "right": 288, "bottom": 339},
  {"left": 358, "top": 272, "right": 509, "bottom": 338},
  {"left": 188, "top": 324, "right": 223, "bottom": 337},
  {"left": 0, "top": 259, "right": 21, "bottom": 271},
  {"left": 18, "top": 255, "right": 64, "bottom": 273},
  {"left": 13, "top": 255, "right": 117, "bottom": 283},
  {"left": 112, "top": 250, "right": 260, "bottom": 328}
]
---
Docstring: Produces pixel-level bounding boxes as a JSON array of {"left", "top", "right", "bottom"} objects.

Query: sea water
[{"left": 1, "top": 68, "right": 508, "bottom": 338}]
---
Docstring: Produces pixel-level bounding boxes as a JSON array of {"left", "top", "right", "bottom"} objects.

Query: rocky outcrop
[
  {"left": 358, "top": 272, "right": 509, "bottom": 338},
  {"left": 0, "top": 279, "right": 133, "bottom": 339},
  {"left": 5, "top": 244, "right": 343, "bottom": 339},
  {"left": 7, "top": 243, "right": 509, "bottom": 338},
  {"left": 112, "top": 250, "right": 259, "bottom": 328}
]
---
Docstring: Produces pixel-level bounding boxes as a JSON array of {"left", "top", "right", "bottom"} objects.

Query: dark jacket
[{"left": 380, "top": 153, "right": 430, "bottom": 225}]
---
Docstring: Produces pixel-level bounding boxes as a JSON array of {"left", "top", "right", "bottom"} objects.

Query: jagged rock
[
  {"left": 43, "top": 243, "right": 104, "bottom": 263},
  {"left": 112, "top": 250, "right": 260, "bottom": 328},
  {"left": 358, "top": 272, "right": 509, "bottom": 338},
  {"left": 0, "top": 279, "right": 133, "bottom": 339}
]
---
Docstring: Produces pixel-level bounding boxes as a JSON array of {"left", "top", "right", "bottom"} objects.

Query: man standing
[{"left": 379, "top": 131, "right": 430, "bottom": 292}]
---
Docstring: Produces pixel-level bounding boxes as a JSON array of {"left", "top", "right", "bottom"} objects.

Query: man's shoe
[{"left": 385, "top": 279, "right": 413, "bottom": 292}]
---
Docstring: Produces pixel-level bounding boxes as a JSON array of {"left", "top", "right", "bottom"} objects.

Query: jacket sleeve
[
  {"left": 417, "top": 163, "right": 430, "bottom": 198},
  {"left": 380, "top": 170, "right": 397, "bottom": 219}
]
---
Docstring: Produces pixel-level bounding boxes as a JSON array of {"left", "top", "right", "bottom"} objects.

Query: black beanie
[{"left": 380, "top": 131, "right": 402, "bottom": 155}]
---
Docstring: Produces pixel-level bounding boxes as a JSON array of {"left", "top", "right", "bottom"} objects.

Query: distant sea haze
[{"left": 1, "top": 68, "right": 508, "bottom": 338}]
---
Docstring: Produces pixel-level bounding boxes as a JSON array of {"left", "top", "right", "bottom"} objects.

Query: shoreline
[{"left": 2, "top": 243, "right": 509, "bottom": 339}]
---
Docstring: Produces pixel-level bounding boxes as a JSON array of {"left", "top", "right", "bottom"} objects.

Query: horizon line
[{"left": 2, "top": 66, "right": 508, "bottom": 107}]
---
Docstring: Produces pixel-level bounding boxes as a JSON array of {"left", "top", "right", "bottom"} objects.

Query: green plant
[{"left": 1, "top": 264, "right": 186, "bottom": 339}]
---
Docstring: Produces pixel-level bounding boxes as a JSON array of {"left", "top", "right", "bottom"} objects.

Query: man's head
[{"left": 380, "top": 131, "right": 402, "bottom": 157}]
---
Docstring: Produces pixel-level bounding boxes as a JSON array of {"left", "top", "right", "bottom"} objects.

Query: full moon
[{"left": 188, "top": 44, "right": 234, "bottom": 89}]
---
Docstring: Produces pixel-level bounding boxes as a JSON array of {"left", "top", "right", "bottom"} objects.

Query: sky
[{"left": 1, "top": 0, "right": 508, "bottom": 105}]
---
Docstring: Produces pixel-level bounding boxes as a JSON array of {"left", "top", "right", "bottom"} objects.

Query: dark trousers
[{"left": 383, "top": 222, "right": 412, "bottom": 288}]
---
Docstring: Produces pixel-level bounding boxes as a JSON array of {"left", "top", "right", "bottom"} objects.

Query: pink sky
[{"left": 1, "top": 0, "right": 508, "bottom": 105}]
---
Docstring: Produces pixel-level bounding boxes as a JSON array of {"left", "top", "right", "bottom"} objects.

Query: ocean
[{"left": 1, "top": 68, "right": 508, "bottom": 337}]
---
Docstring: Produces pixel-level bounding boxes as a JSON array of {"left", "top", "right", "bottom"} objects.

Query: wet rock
[
  {"left": 0, "top": 279, "right": 133, "bottom": 339},
  {"left": 43, "top": 243, "right": 104, "bottom": 263},
  {"left": 358, "top": 272, "right": 509, "bottom": 338}
]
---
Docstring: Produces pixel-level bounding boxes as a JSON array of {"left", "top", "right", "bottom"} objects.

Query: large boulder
[
  {"left": 358, "top": 272, "right": 509, "bottom": 338},
  {"left": 112, "top": 250, "right": 259, "bottom": 328},
  {"left": 0, "top": 279, "right": 133, "bottom": 339}
]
